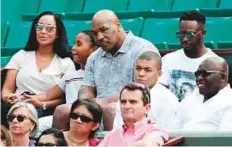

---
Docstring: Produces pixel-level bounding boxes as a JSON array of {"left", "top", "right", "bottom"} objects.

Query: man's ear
[
  {"left": 145, "top": 104, "right": 151, "bottom": 115},
  {"left": 158, "top": 69, "right": 162, "bottom": 77},
  {"left": 201, "top": 29, "right": 206, "bottom": 37},
  {"left": 116, "top": 21, "right": 121, "bottom": 31}
]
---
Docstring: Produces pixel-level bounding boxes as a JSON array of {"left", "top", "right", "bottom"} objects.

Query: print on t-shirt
[{"left": 169, "top": 70, "right": 196, "bottom": 101}]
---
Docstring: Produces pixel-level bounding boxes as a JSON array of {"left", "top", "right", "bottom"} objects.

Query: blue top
[{"left": 83, "top": 31, "right": 159, "bottom": 98}]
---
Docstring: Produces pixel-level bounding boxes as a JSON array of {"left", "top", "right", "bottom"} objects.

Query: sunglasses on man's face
[
  {"left": 194, "top": 69, "right": 225, "bottom": 78},
  {"left": 37, "top": 143, "right": 57, "bottom": 146},
  {"left": 35, "top": 23, "right": 56, "bottom": 33},
  {"left": 69, "top": 112, "right": 94, "bottom": 123},
  {"left": 176, "top": 31, "right": 200, "bottom": 40},
  {"left": 7, "top": 114, "right": 29, "bottom": 123}
]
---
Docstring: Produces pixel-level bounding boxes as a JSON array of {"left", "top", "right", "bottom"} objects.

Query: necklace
[
  {"left": 67, "top": 133, "right": 88, "bottom": 146},
  {"left": 36, "top": 52, "right": 54, "bottom": 61}
]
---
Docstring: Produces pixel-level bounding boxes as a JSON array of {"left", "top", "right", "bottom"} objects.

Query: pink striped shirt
[{"left": 98, "top": 119, "right": 168, "bottom": 146}]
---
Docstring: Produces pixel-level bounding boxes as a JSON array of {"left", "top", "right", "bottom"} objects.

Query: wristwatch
[{"left": 42, "top": 102, "right": 47, "bottom": 110}]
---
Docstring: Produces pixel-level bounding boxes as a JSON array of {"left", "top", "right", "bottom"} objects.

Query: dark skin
[
  {"left": 79, "top": 10, "right": 127, "bottom": 101},
  {"left": 91, "top": 10, "right": 126, "bottom": 55},
  {"left": 179, "top": 20, "right": 207, "bottom": 58},
  {"left": 196, "top": 57, "right": 228, "bottom": 102},
  {"left": 79, "top": 10, "right": 128, "bottom": 130}
]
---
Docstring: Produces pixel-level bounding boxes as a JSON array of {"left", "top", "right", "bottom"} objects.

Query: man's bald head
[
  {"left": 92, "top": 10, "right": 119, "bottom": 24},
  {"left": 91, "top": 10, "right": 126, "bottom": 54},
  {"left": 200, "top": 57, "right": 229, "bottom": 81},
  {"left": 196, "top": 56, "right": 229, "bottom": 100}
]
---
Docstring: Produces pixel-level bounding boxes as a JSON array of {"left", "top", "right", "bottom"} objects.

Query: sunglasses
[
  {"left": 69, "top": 112, "right": 94, "bottom": 123},
  {"left": 176, "top": 31, "right": 200, "bottom": 40},
  {"left": 194, "top": 70, "right": 226, "bottom": 78},
  {"left": 35, "top": 23, "right": 56, "bottom": 33},
  {"left": 7, "top": 114, "right": 29, "bottom": 123},
  {"left": 37, "top": 143, "right": 57, "bottom": 146}
]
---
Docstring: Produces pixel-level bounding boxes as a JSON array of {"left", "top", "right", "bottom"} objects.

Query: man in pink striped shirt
[{"left": 98, "top": 82, "right": 168, "bottom": 146}]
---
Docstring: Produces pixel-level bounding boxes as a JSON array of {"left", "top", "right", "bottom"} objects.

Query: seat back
[
  {"left": 38, "top": 0, "right": 70, "bottom": 13},
  {"left": 219, "top": 0, "right": 232, "bottom": 8},
  {"left": 142, "top": 18, "right": 179, "bottom": 49},
  {"left": 64, "top": 20, "right": 91, "bottom": 47},
  {"left": 4, "top": 21, "right": 31, "bottom": 48},
  {"left": 121, "top": 17, "right": 144, "bottom": 36},
  {"left": 171, "top": 0, "right": 218, "bottom": 11},
  {"left": 83, "top": 0, "right": 128, "bottom": 13},
  {"left": 128, "top": 0, "right": 172, "bottom": 11}
]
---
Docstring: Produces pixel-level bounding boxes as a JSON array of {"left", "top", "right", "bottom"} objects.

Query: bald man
[
  {"left": 78, "top": 10, "right": 159, "bottom": 130},
  {"left": 180, "top": 57, "right": 232, "bottom": 131}
]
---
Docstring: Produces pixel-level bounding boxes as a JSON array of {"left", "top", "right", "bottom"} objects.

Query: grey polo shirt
[{"left": 82, "top": 31, "right": 159, "bottom": 98}]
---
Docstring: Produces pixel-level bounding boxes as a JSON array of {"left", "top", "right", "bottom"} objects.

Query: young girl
[{"left": 25, "top": 30, "right": 98, "bottom": 134}]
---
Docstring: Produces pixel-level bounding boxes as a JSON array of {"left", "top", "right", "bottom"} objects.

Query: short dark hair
[
  {"left": 81, "top": 30, "right": 99, "bottom": 49},
  {"left": 36, "top": 128, "right": 68, "bottom": 146},
  {"left": 24, "top": 11, "right": 69, "bottom": 58},
  {"left": 69, "top": 99, "right": 102, "bottom": 138},
  {"left": 180, "top": 10, "right": 206, "bottom": 28},
  {"left": 120, "top": 82, "right": 150, "bottom": 106},
  {"left": 137, "top": 51, "right": 161, "bottom": 70}
]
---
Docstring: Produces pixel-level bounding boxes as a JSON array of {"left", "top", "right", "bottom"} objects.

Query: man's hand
[
  {"left": 133, "top": 140, "right": 159, "bottom": 146},
  {"left": 23, "top": 94, "right": 42, "bottom": 107}
]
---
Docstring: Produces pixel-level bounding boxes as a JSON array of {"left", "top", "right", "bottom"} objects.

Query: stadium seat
[
  {"left": 66, "top": 0, "right": 85, "bottom": 13},
  {"left": 219, "top": 0, "right": 232, "bottom": 8},
  {"left": 4, "top": 21, "right": 31, "bottom": 49},
  {"left": 141, "top": 18, "right": 179, "bottom": 50},
  {"left": 1, "top": 56, "right": 12, "bottom": 68},
  {"left": 82, "top": 0, "right": 128, "bottom": 13},
  {"left": 1, "top": 22, "right": 9, "bottom": 47},
  {"left": 38, "top": 0, "right": 70, "bottom": 13},
  {"left": 127, "top": 0, "right": 172, "bottom": 11},
  {"left": 120, "top": 17, "right": 144, "bottom": 36},
  {"left": 200, "top": 8, "right": 232, "bottom": 17},
  {"left": 1, "top": 0, "right": 39, "bottom": 22},
  {"left": 171, "top": 0, "right": 218, "bottom": 11},
  {"left": 205, "top": 17, "right": 232, "bottom": 49},
  {"left": 64, "top": 20, "right": 91, "bottom": 47}
]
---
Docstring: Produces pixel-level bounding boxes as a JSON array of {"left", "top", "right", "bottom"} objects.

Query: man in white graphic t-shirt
[{"left": 160, "top": 10, "right": 217, "bottom": 101}]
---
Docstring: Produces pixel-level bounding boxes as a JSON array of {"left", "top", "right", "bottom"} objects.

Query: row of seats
[
  {"left": 1, "top": 17, "right": 232, "bottom": 55},
  {"left": 2, "top": 0, "right": 232, "bottom": 23}
]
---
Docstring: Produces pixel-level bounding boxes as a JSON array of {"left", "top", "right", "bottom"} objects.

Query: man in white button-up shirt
[
  {"left": 114, "top": 51, "right": 180, "bottom": 131},
  {"left": 181, "top": 57, "right": 232, "bottom": 131}
]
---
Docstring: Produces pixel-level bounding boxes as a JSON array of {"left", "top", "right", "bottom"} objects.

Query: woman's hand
[{"left": 3, "top": 94, "right": 20, "bottom": 104}]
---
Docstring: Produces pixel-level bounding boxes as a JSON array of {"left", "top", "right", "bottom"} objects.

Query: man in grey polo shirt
[{"left": 78, "top": 9, "right": 159, "bottom": 130}]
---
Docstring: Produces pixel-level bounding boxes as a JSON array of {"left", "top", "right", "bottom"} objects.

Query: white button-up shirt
[{"left": 181, "top": 84, "right": 232, "bottom": 131}]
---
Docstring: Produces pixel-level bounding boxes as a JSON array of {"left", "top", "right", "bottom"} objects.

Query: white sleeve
[
  {"left": 62, "top": 58, "right": 75, "bottom": 72},
  {"left": 5, "top": 50, "right": 25, "bottom": 70},
  {"left": 159, "top": 56, "right": 170, "bottom": 86},
  {"left": 218, "top": 107, "right": 232, "bottom": 131},
  {"left": 113, "top": 101, "right": 124, "bottom": 129},
  {"left": 57, "top": 74, "right": 68, "bottom": 92}
]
